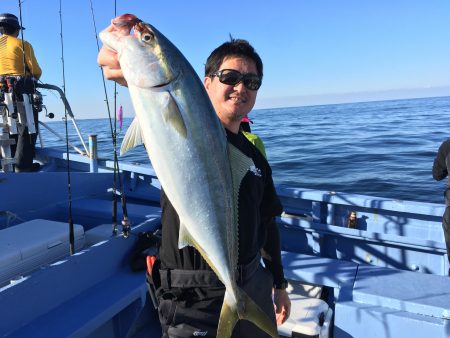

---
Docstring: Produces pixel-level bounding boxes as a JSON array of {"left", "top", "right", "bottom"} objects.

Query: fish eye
[{"left": 141, "top": 32, "right": 154, "bottom": 43}]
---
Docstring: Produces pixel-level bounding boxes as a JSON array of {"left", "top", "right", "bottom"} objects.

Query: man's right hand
[{"left": 97, "top": 24, "right": 128, "bottom": 87}]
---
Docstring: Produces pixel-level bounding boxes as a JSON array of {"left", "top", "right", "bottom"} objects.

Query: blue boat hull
[{"left": 0, "top": 147, "right": 449, "bottom": 338}]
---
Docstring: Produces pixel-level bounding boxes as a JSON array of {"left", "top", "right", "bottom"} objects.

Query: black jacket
[{"left": 159, "top": 129, "right": 285, "bottom": 286}]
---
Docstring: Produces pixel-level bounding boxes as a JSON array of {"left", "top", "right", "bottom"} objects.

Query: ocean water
[{"left": 40, "top": 96, "right": 450, "bottom": 204}]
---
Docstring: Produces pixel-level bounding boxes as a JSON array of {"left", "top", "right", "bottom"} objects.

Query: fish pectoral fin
[
  {"left": 178, "top": 222, "right": 193, "bottom": 249},
  {"left": 217, "top": 292, "right": 239, "bottom": 338},
  {"left": 162, "top": 91, "right": 187, "bottom": 138},
  {"left": 120, "top": 117, "right": 143, "bottom": 155},
  {"left": 238, "top": 288, "right": 280, "bottom": 338}
]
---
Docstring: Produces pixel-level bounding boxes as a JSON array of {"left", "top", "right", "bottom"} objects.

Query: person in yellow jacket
[
  {"left": 0, "top": 13, "right": 42, "bottom": 172},
  {"left": 0, "top": 13, "right": 41, "bottom": 79}
]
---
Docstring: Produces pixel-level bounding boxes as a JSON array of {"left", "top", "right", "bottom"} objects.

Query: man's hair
[
  {"left": 205, "top": 38, "right": 263, "bottom": 79},
  {"left": 0, "top": 24, "right": 19, "bottom": 35}
]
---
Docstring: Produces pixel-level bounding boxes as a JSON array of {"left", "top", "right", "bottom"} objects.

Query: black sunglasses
[{"left": 210, "top": 69, "right": 262, "bottom": 91}]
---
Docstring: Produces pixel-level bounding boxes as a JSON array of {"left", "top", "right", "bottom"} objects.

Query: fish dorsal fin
[
  {"left": 120, "top": 117, "right": 143, "bottom": 155},
  {"left": 178, "top": 221, "right": 193, "bottom": 249},
  {"left": 228, "top": 142, "right": 254, "bottom": 261},
  {"left": 162, "top": 91, "right": 187, "bottom": 138}
]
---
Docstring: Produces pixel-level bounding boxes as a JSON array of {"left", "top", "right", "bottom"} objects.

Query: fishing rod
[
  {"left": 17, "top": 3, "right": 78, "bottom": 253},
  {"left": 18, "top": 1, "right": 38, "bottom": 94},
  {"left": 58, "top": 0, "right": 76, "bottom": 255},
  {"left": 17, "top": 1, "right": 26, "bottom": 78},
  {"left": 112, "top": 1, "right": 131, "bottom": 238},
  {"left": 88, "top": 0, "right": 130, "bottom": 237}
]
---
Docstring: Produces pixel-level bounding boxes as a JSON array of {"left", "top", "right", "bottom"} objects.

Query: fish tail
[
  {"left": 216, "top": 292, "right": 239, "bottom": 338},
  {"left": 216, "top": 288, "right": 279, "bottom": 338}
]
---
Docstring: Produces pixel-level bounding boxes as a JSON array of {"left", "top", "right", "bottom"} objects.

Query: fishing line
[
  {"left": 88, "top": 0, "right": 130, "bottom": 237},
  {"left": 17, "top": 1, "right": 37, "bottom": 94},
  {"left": 17, "top": 1, "right": 26, "bottom": 77},
  {"left": 112, "top": 0, "right": 119, "bottom": 236},
  {"left": 58, "top": 0, "right": 75, "bottom": 255}
]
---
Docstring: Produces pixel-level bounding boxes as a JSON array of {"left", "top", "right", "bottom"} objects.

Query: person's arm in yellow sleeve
[{"left": 25, "top": 42, "right": 41, "bottom": 79}]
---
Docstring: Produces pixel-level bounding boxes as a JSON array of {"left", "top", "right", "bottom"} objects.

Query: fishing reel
[
  {"left": 31, "top": 90, "right": 54, "bottom": 119},
  {"left": 31, "top": 91, "right": 43, "bottom": 113},
  {"left": 39, "top": 104, "right": 54, "bottom": 119},
  {"left": 41, "top": 105, "right": 54, "bottom": 119},
  {"left": 122, "top": 218, "right": 131, "bottom": 238}
]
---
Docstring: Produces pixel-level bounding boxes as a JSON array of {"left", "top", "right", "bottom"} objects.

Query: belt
[
  {"left": 159, "top": 269, "right": 222, "bottom": 289},
  {"left": 0, "top": 75, "right": 34, "bottom": 89},
  {"left": 160, "top": 253, "right": 262, "bottom": 289},
  {"left": 0, "top": 75, "right": 22, "bottom": 83},
  {"left": 0, "top": 75, "right": 33, "bottom": 80}
]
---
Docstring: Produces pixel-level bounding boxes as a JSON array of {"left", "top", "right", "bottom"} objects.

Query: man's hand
[
  {"left": 97, "top": 24, "right": 128, "bottom": 87},
  {"left": 274, "top": 288, "right": 291, "bottom": 325}
]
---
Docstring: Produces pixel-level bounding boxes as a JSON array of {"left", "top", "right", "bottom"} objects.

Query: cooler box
[
  {"left": 0, "top": 219, "right": 85, "bottom": 286},
  {"left": 278, "top": 282, "right": 333, "bottom": 338}
]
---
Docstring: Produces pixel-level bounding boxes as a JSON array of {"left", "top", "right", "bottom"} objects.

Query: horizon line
[{"left": 255, "top": 85, "right": 450, "bottom": 110}]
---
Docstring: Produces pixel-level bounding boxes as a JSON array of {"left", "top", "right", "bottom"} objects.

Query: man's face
[{"left": 204, "top": 56, "right": 259, "bottom": 128}]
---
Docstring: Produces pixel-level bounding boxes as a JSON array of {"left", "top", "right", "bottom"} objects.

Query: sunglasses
[{"left": 210, "top": 69, "right": 262, "bottom": 91}]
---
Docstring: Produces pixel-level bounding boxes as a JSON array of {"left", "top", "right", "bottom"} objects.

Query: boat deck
[{"left": 1, "top": 150, "right": 449, "bottom": 337}]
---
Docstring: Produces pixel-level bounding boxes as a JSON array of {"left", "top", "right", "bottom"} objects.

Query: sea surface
[{"left": 40, "top": 96, "right": 450, "bottom": 204}]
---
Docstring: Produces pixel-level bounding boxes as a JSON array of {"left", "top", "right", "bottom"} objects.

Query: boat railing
[
  {"left": 276, "top": 185, "right": 448, "bottom": 276},
  {"left": 38, "top": 121, "right": 87, "bottom": 156},
  {"left": 36, "top": 83, "right": 90, "bottom": 157}
]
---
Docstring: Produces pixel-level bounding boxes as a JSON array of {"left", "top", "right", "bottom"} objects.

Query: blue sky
[{"left": 3, "top": 0, "right": 450, "bottom": 120}]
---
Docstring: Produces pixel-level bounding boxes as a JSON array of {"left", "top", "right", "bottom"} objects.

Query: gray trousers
[{"left": 231, "top": 264, "right": 276, "bottom": 338}]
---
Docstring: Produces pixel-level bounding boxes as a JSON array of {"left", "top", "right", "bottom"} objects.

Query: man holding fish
[{"left": 98, "top": 14, "right": 290, "bottom": 338}]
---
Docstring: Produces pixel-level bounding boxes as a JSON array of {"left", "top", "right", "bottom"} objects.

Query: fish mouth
[
  {"left": 112, "top": 14, "right": 142, "bottom": 30},
  {"left": 153, "top": 81, "right": 171, "bottom": 89},
  {"left": 148, "top": 70, "right": 181, "bottom": 91},
  {"left": 109, "top": 14, "right": 180, "bottom": 90},
  {"left": 109, "top": 14, "right": 146, "bottom": 41},
  {"left": 101, "top": 14, "right": 142, "bottom": 51},
  {"left": 112, "top": 14, "right": 150, "bottom": 40}
]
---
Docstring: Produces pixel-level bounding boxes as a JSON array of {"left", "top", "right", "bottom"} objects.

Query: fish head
[{"left": 99, "top": 14, "right": 177, "bottom": 89}]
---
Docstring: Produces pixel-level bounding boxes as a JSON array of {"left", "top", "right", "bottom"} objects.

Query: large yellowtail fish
[{"left": 99, "top": 14, "right": 279, "bottom": 338}]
